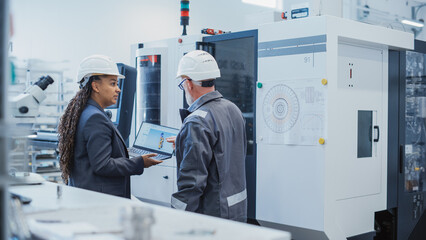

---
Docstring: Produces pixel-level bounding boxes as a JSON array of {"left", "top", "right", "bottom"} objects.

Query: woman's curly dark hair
[{"left": 58, "top": 76, "right": 99, "bottom": 184}]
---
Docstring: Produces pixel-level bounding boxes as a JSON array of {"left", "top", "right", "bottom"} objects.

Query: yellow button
[
  {"left": 321, "top": 79, "right": 328, "bottom": 85},
  {"left": 415, "top": 167, "right": 420, "bottom": 171},
  {"left": 319, "top": 138, "right": 325, "bottom": 145}
]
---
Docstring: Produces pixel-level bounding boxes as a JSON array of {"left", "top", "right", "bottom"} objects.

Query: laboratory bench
[{"left": 9, "top": 180, "right": 291, "bottom": 240}]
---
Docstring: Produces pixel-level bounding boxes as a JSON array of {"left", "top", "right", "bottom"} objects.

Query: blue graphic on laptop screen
[{"left": 137, "top": 128, "right": 176, "bottom": 154}]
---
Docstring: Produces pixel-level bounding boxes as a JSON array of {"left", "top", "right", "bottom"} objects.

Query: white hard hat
[
  {"left": 77, "top": 54, "right": 125, "bottom": 88},
  {"left": 176, "top": 50, "right": 221, "bottom": 81}
]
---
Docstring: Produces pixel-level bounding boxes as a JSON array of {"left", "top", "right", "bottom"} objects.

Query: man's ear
[
  {"left": 186, "top": 79, "right": 193, "bottom": 90},
  {"left": 91, "top": 81, "right": 100, "bottom": 93}
]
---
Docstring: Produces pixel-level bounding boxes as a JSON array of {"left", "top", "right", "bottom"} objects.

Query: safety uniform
[{"left": 171, "top": 91, "right": 247, "bottom": 222}]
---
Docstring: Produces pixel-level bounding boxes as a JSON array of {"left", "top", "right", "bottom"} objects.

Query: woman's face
[{"left": 94, "top": 75, "right": 121, "bottom": 108}]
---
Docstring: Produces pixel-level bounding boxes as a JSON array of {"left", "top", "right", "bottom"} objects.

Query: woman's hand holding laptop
[{"left": 143, "top": 153, "right": 163, "bottom": 168}]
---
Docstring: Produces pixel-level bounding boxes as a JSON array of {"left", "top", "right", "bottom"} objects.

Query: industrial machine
[
  {"left": 130, "top": 15, "right": 420, "bottom": 239},
  {"left": 106, "top": 63, "right": 136, "bottom": 146},
  {"left": 254, "top": 15, "right": 413, "bottom": 239},
  {"left": 378, "top": 40, "right": 426, "bottom": 240}
]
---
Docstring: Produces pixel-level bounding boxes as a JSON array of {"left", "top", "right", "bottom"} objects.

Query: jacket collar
[
  {"left": 180, "top": 91, "right": 223, "bottom": 123},
  {"left": 187, "top": 91, "right": 223, "bottom": 112},
  {"left": 87, "top": 99, "right": 127, "bottom": 149},
  {"left": 87, "top": 98, "right": 107, "bottom": 115}
]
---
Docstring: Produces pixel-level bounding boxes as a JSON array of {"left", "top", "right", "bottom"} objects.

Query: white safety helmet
[
  {"left": 77, "top": 54, "right": 125, "bottom": 88},
  {"left": 176, "top": 50, "right": 221, "bottom": 81}
]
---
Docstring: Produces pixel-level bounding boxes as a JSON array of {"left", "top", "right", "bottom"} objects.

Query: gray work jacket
[
  {"left": 171, "top": 91, "right": 248, "bottom": 222},
  {"left": 69, "top": 99, "right": 144, "bottom": 198}
]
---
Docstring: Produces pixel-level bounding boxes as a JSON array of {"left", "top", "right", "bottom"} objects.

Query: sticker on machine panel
[
  {"left": 405, "top": 145, "right": 413, "bottom": 154},
  {"left": 291, "top": 7, "right": 309, "bottom": 19},
  {"left": 262, "top": 84, "right": 300, "bottom": 133},
  {"left": 257, "top": 79, "right": 326, "bottom": 145},
  {"left": 291, "top": 2, "right": 310, "bottom": 19}
]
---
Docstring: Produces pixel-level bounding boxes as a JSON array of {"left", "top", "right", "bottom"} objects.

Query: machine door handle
[
  {"left": 373, "top": 126, "right": 380, "bottom": 142},
  {"left": 399, "top": 145, "right": 404, "bottom": 174},
  {"left": 163, "top": 175, "right": 169, "bottom": 180}
]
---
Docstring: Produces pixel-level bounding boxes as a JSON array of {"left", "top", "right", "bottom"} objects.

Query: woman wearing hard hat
[{"left": 58, "top": 55, "right": 162, "bottom": 198}]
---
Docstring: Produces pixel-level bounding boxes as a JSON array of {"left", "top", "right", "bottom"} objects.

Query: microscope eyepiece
[{"left": 34, "top": 75, "right": 54, "bottom": 91}]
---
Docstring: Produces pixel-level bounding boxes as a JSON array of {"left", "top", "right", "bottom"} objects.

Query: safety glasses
[{"left": 178, "top": 78, "right": 191, "bottom": 90}]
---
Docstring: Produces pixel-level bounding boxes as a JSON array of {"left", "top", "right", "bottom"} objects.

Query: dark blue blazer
[{"left": 69, "top": 99, "right": 144, "bottom": 198}]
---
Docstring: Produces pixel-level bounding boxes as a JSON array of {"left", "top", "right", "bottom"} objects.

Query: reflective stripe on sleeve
[
  {"left": 171, "top": 196, "right": 187, "bottom": 210},
  {"left": 227, "top": 189, "right": 247, "bottom": 207},
  {"left": 190, "top": 109, "right": 208, "bottom": 118}
]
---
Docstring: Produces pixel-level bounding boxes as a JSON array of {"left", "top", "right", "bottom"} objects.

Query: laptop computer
[{"left": 128, "top": 122, "right": 179, "bottom": 160}]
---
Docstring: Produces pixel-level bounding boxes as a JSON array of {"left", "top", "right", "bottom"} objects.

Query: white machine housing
[
  {"left": 256, "top": 15, "right": 413, "bottom": 239},
  {"left": 130, "top": 35, "right": 203, "bottom": 206}
]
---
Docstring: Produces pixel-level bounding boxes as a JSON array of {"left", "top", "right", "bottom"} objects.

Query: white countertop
[{"left": 10, "top": 181, "right": 291, "bottom": 240}]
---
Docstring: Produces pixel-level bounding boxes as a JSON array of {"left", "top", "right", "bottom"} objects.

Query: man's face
[{"left": 97, "top": 75, "right": 121, "bottom": 107}]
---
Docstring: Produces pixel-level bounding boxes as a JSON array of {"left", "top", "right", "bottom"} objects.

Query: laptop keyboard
[{"left": 128, "top": 148, "right": 170, "bottom": 160}]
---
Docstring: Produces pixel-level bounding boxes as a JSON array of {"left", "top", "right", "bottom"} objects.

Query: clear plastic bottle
[{"left": 121, "top": 205, "right": 155, "bottom": 240}]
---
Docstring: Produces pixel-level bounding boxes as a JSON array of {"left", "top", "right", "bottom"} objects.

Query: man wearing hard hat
[{"left": 167, "top": 50, "right": 247, "bottom": 222}]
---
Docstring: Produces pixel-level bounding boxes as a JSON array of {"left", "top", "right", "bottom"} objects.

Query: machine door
[
  {"left": 397, "top": 46, "right": 426, "bottom": 240},
  {"left": 200, "top": 30, "right": 258, "bottom": 219},
  {"left": 136, "top": 54, "right": 161, "bottom": 126},
  {"left": 336, "top": 43, "right": 384, "bottom": 201},
  {"left": 135, "top": 47, "right": 168, "bottom": 134}
]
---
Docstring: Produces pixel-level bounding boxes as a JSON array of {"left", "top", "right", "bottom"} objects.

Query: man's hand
[
  {"left": 142, "top": 153, "right": 162, "bottom": 168},
  {"left": 166, "top": 136, "right": 176, "bottom": 149}
]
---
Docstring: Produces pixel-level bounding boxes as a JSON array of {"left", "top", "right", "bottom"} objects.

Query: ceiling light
[{"left": 401, "top": 19, "right": 424, "bottom": 28}]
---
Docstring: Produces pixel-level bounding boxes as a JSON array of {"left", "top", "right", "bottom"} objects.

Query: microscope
[
  {"left": 11, "top": 75, "right": 54, "bottom": 118},
  {"left": 9, "top": 75, "right": 56, "bottom": 185}
]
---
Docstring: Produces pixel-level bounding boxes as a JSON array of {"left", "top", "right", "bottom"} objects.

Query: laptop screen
[{"left": 133, "top": 122, "right": 180, "bottom": 154}]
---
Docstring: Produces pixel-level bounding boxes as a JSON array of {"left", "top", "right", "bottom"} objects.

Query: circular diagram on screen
[{"left": 263, "top": 84, "right": 299, "bottom": 133}]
